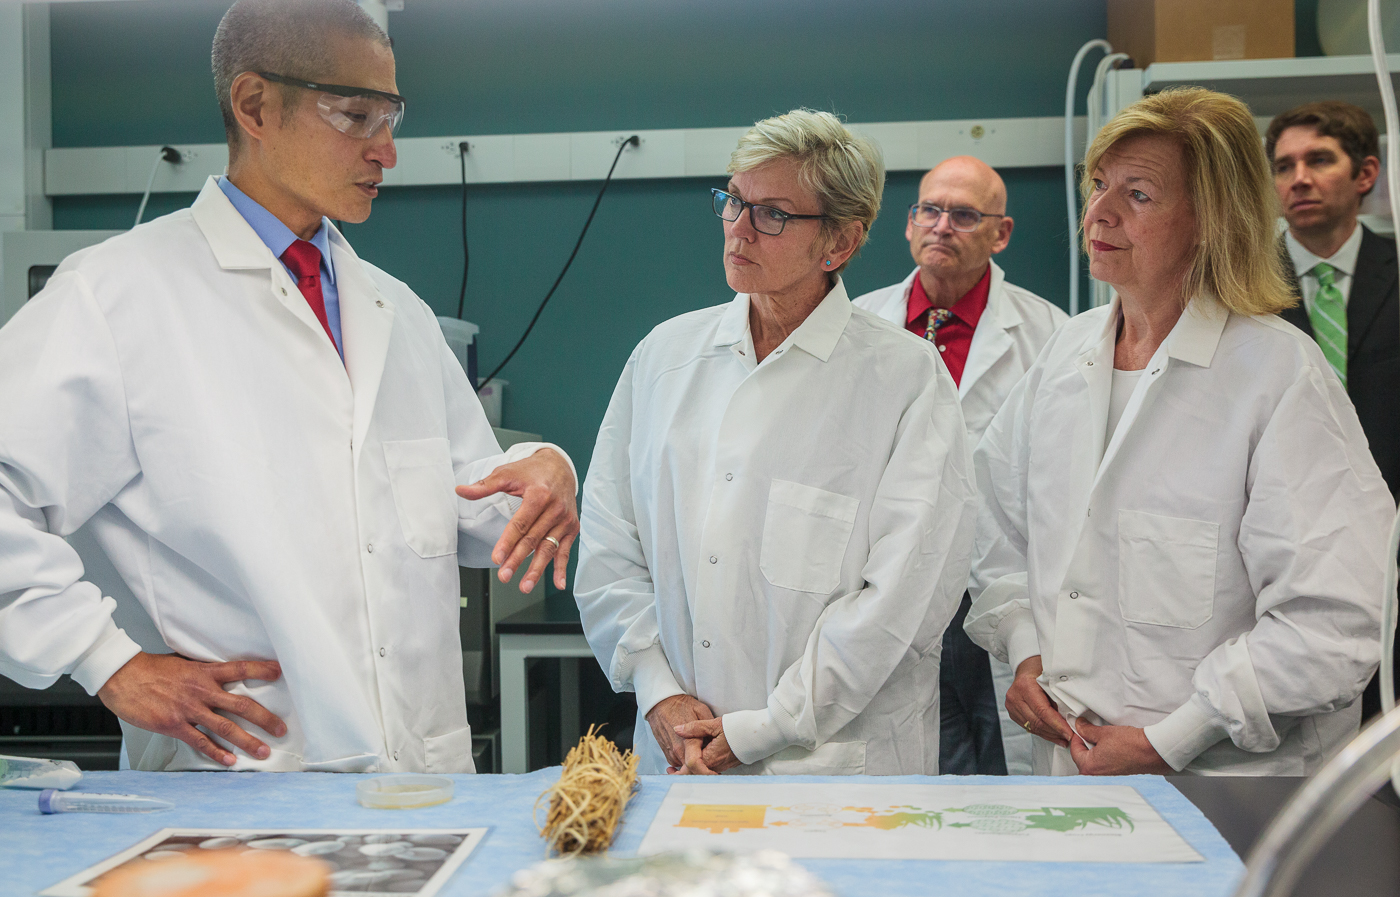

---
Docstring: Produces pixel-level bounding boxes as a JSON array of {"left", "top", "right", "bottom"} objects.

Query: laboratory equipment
[
  {"left": 436, "top": 316, "right": 479, "bottom": 385},
  {"left": 38, "top": 790, "right": 173, "bottom": 814},
  {"left": 0, "top": 754, "right": 82, "bottom": 790},
  {"left": 1065, "top": 39, "right": 1112, "bottom": 317},
  {"left": 355, "top": 774, "right": 454, "bottom": 809}
]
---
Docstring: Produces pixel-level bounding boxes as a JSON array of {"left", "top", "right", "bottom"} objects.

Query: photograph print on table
[{"left": 40, "top": 828, "right": 488, "bottom": 897}]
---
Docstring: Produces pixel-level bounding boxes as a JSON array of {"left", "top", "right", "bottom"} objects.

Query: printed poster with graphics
[{"left": 638, "top": 783, "right": 1203, "bottom": 863}]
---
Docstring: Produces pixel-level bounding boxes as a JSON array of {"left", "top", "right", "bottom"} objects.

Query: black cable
[
  {"left": 455, "top": 141, "right": 470, "bottom": 320},
  {"left": 476, "top": 135, "right": 638, "bottom": 391}
]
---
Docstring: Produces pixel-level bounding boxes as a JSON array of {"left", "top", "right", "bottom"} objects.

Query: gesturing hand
[
  {"left": 456, "top": 448, "right": 579, "bottom": 594},
  {"left": 97, "top": 652, "right": 286, "bottom": 767},
  {"left": 672, "top": 717, "right": 741, "bottom": 775},
  {"left": 1005, "top": 655, "right": 1075, "bottom": 748},
  {"left": 1070, "top": 719, "right": 1174, "bottom": 775},
  {"left": 644, "top": 694, "right": 715, "bottom": 770}
]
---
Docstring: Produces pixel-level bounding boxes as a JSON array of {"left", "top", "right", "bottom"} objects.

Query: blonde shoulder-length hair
[
  {"left": 729, "top": 108, "right": 884, "bottom": 274},
  {"left": 1081, "top": 87, "right": 1295, "bottom": 317}
]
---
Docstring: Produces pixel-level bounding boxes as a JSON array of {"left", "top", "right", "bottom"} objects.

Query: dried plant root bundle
[{"left": 536, "top": 725, "right": 639, "bottom": 857}]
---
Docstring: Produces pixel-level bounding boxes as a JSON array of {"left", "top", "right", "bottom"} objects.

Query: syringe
[{"left": 38, "top": 790, "right": 174, "bottom": 814}]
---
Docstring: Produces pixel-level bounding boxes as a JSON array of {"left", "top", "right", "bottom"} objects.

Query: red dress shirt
[{"left": 905, "top": 266, "right": 991, "bottom": 386}]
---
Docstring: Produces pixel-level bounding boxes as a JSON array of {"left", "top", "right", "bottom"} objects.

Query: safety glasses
[{"left": 258, "top": 72, "right": 405, "bottom": 139}]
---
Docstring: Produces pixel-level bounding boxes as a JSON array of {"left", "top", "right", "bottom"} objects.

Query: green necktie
[{"left": 1309, "top": 262, "right": 1348, "bottom": 388}]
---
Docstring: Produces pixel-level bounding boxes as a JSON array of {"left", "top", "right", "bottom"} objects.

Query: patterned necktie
[
  {"left": 1308, "top": 262, "right": 1348, "bottom": 387},
  {"left": 923, "top": 308, "right": 953, "bottom": 342}
]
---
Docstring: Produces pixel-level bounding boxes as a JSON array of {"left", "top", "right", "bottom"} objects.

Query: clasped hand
[
  {"left": 1006, "top": 655, "right": 1171, "bottom": 775},
  {"left": 644, "top": 694, "right": 741, "bottom": 775}
]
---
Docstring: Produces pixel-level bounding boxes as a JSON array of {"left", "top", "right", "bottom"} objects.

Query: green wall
[
  {"left": 48, "top": 0, "right": 1333, "bottom": 587},
  {"left": 51, "top": 0, "right": 1121, "bottom": 587}
]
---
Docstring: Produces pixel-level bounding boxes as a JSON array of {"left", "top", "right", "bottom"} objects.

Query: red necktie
[{"left": 280, "top": 240, "right": 339, "bottom": 351}]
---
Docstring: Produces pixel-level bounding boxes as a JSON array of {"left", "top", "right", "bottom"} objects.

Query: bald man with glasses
[{"left": 854, "top": 156, "right": 1066, "bottom": 775}]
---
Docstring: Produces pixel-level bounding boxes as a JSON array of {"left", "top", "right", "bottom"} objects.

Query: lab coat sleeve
[
  {"left": 432, "top": 317, "right": 578, "bottom": 568},
  {"left": 963, "top": 362, "right": 1041, "bottom": 673},
  {"left": 722, "top": 364, "right": 978, "bottom": 765},
  {"left": 575, "top": 347, "right": 685, "bottom": 716},
  {"left": 1144, "top": 364, "right": 1394, "bottom": 770},
  {"left": 0, "top": 272, "right": 144, "bottom": 695}
]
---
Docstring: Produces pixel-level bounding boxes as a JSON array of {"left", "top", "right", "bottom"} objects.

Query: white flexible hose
[
  {"left": 133, "top": 149, "right": 168, "bottom": 229},
  {"left": 1365, "top": 0, "right": 1400, "bottom": 796},
  {"left": 1066, "top": 39, "right": 1112, "bottom": 317}
]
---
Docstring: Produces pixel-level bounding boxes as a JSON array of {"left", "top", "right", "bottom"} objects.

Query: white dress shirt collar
[{"left": 1286, "top": 221, "right": 1363, "bottom": 282}]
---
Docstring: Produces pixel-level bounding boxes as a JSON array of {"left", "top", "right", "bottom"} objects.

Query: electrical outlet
[
  {"left": 443, "top": 141, "right": 470, "bottom": 157},
  {"left": 613, "top": 135, "right": 642, "bottom": 148},
  {"left": 179, "top": 149, "right": 198, "bottom": 163}
]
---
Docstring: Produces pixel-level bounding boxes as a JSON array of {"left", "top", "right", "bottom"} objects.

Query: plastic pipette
[
  {"left": 38, "top": 790, "right": 173, "bottom": 814},
  {"left": 0, "top": 755, "right": 82, "bottom": 790}
]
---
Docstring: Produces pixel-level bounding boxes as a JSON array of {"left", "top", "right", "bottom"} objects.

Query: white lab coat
[
  {"left": 853, "top": 262, "right": 1066, "bottom": 773},
  {"left": 0, "top": 178, "right": 572, "bottom": 773},
  {"left": 576, "top": 281, "right": 976, "bottom": 776},
  {"left": 965, "top": 294, "right": 1394, "bottom": 776}
]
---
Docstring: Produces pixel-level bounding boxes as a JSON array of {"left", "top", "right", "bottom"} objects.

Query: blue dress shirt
[{"left": 216, "top": 177, "right": 343, "bottom": 354}]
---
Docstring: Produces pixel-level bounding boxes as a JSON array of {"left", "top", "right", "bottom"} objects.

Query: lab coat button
[
  {"left": 376, "top": 299, "right": 385, "bottom": 308},
  {"left": 280, "top": 287, "right": 287, "bottom": 296},
  {"left": 709, "top": 556, "right": 717, "bottom": 564},
  {"left": 1069, "top": 591, "right": 1079, "bottom": 599},
  {"left": 379, "top": 647, "right": 385, "bottom": 657},
  {"left": 366, "top": 543, "right": 374, "bottom": 553},
  {"left": 725, "top": 473, "right": 733, "bottom": 481},
  {"left": 702, "top": 640, "right": 711, "bottom": 648},
  {"left": 392, "top": 751, "right": 399, "bottom": 761},
  {"left": 1059, "top": 675, "right": 1069, "bottom": 681}
]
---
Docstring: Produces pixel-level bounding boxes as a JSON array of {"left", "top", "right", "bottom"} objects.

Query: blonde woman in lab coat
[
  {"left": 966, "top": 88, "right": 1395, "bottom": 776},
  {"left": 576, "top": 109, "right": 977, "bottom": 776}
]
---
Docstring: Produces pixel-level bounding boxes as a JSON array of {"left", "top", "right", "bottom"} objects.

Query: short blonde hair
[
  {"left": 729, "top": 109, "right": 884, "bottom": 272},
  {"left": 1081, "top": 87, "right": 1295, "bottom": 317}
]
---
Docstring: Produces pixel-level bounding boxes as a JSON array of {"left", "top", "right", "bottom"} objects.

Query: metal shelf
[{"left": 1141, "top": 54, "right": 1400, "bottom": 116}]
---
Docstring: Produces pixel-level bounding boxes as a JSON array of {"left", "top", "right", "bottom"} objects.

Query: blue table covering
[{"left": 1, "top": 771, "right": 1243, "bottom": 896}]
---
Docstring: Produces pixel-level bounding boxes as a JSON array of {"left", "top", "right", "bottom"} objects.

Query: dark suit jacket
[
  {"left": 1280, "top": 224, "right": 1399, "bottom": 719},
  {"left": 1280, "top": 225, "right": 1399, "bottom": 500}
]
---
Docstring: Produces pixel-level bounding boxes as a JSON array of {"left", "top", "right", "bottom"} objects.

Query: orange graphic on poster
[{"left": 675, "top": 804, "right": 769, "bottom": 834}]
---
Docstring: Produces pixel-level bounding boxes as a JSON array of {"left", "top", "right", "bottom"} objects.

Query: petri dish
[{"left": 356, "top": 774, "right": 454, "bottom": 809}]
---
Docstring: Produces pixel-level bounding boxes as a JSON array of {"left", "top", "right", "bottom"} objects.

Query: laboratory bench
[{"left": 5, "top": 771, "right": 1399, "bottom": 896}]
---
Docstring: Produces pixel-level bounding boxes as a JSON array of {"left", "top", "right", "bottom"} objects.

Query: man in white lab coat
[
  {"left": 853, "top": 157, "right": 1065, "bottom": 775},
  {"left": 0, "top": 0, "right": 578, "bottom": 773}
]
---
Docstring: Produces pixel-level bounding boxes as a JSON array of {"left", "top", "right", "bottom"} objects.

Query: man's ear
[
  {"left": 229, "top": 72, "right": 280, "bottom": 150},
  {"left": 1355, "top": 155, "right": 1381, "bottom": 198},
  {"left": 991, "top": 215, "right": 1014, "bottom": 255}
]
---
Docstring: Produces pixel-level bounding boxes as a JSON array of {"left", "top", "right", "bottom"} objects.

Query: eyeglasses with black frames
[{"left": 712, "top": 188, "right": 829, "bottom": 236}]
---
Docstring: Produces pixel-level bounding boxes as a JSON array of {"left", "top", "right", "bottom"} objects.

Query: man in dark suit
[{"left": 1267, "top": 101, "right": 1399, "bottom": 720}]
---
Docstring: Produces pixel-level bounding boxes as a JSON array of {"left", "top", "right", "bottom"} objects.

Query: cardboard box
[{"left": 1107, "top": 0, "right": 1295, "bottom": 66}]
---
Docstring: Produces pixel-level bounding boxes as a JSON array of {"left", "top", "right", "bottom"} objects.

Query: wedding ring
[
  {"left": 1022, "top": 720, "right": 1033, "bottom": 731},
  {"left": 544, "top": 536, "right": 561, "bottom": 550}
]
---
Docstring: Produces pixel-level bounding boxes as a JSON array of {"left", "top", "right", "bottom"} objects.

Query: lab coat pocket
[
  {"left": 759, "top": 740, "right": 867, "bottom": 775},
  {"left": 759, "top": 479, "right": 859, "bottom": 594},
  {"left": 384, "top": 438, "right": 459, "bottom": 558},
  {"left": 424, "top": 726, "right": 477, "bottom": 773},
  {"left": 1117, "top": 510, "right": 1218, "bottom": 629}
]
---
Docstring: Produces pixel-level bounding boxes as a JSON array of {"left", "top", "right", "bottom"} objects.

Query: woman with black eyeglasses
[{"left": 575, "top": 108, "right": 977, "bottom": 776}]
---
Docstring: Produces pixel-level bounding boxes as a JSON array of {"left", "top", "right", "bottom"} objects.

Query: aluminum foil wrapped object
[{"left": 498, "top": 850, "right": 833, "bottom": 897}]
